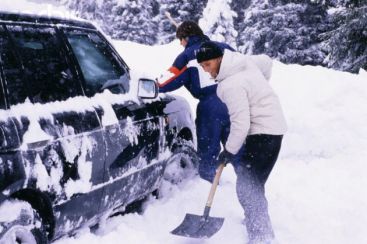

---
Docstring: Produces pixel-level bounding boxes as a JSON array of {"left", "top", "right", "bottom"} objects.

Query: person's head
[
  {"left": 196, "top": 41, "right": 224, "bottom": 78},
  {"left": 176, "top": 21, "right": 204, "bottom": 47}
]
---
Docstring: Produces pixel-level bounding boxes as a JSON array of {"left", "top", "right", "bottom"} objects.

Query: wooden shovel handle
[{"left": 205, "top": 163, "right": 225, "bottom": 208}]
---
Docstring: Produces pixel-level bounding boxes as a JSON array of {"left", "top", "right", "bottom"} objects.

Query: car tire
[
  {"left": 0, "top": 200, "right": 48, "bottom": 244},
  {"left": 163, "top": 138, "right": 199, "bottom": 185}
]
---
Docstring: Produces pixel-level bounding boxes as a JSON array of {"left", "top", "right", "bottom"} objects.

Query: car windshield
[{"left": 65, "top": 30, "right": 128, "bottom": 96}]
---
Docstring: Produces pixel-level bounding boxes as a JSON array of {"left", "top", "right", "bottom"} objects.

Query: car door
[
  {"left": 0, "top": 24, "right": 107, "bottom": 235},
  {"left": 62, "top": 28, "right": 166, "bottom": 212},
  {"left": 0, "top": 40, "right": 23, "bottom": 191},
  {"left": 101, "top": 101, "right": 165, "bottom": 211}
]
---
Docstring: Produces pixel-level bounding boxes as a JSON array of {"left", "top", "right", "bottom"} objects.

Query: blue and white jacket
[{"left": 158, "top": 35, "right": 234, "bottom": 100}]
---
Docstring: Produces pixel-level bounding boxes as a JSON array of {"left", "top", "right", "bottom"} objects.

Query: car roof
[{"left": 0, "top": 11, "right": 96, "bottom": 30}]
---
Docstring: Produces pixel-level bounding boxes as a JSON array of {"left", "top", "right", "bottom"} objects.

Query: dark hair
[
  {"left": 176, "top": 21, "right": 204, "bottom": 40},
  {"left": 196, "top": 41, "right": 224, "bottom": 63}
]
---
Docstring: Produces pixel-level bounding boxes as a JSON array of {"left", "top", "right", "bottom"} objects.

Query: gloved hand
[
  {"left": 155, "top": 70, "right": 175, "bottom": 86},
  {"left": 218, "top": 149, "right": 235, "bottom": 166}
]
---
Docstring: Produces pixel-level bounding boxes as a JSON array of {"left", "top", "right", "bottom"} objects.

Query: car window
[
  {"left": 2, "top": 25, "right": 82, "bottom": 105},
  {"left": 0, "top": 25, "right": 27, "bottom": 107},
  {"left": 64, "top": 30, "right": 128, "bottom": 96}
]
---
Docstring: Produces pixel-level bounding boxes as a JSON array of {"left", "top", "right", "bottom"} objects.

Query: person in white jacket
[{"left": 196, "top": 41, "right": 287, "bottom": 244}]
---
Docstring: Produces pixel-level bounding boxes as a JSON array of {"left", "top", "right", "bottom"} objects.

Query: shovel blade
[{"left": 171, "top": 213, "right": 224, "bottom": 239}]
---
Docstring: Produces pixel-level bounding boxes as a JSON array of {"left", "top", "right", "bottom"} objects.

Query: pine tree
[
  {"left": 56, "top": 0, "right": 367, "bottom": 73},
  {"left": 109, "top": 0, "right": 158, "bottom": 44},
  {"left": 236, "top": 0, "right": 330, "bottom": 66},
  {"left": 324, "top": 2, "right": 367, "bottom": 72},
  {"left": 96, "top": 0, "right": 115, "bottom": 36},
  {"left": 59, "top": 0, "right": 105, "bottom": 20},
  {"left": 230, "top": 0, "right": 251, "bottom": 33},
  {"left": 157, "top": 0, "right": 207, "bottom": 44},
  {"left": 59, "top": 0, "right": 158, "bottom": 44},
  {"left": 200, "top": 0, "right": 238, "bottom": 48},
  {"left": 157, "top": 0, "right": 180, "bottom": 44}
]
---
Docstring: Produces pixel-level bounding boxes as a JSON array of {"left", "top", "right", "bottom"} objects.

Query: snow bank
[{"left": 268, "top": 62, "right": 367, "bottom": 244}]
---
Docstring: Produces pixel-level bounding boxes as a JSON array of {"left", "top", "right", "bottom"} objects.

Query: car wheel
[
  {"left": 0, "top": 200, "right": 48, "bottom": 244},
  {"left": 163, "top": 138, "right": 199, "bottom": 185}
]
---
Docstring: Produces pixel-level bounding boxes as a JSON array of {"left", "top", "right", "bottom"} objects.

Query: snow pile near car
[{"left": 0, "top": 199, "right": 33, "bottom": 223}]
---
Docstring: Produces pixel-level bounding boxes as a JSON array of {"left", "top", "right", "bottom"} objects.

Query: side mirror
[{"left": 138, "top": 78, "right": 158, "bottom": 99}]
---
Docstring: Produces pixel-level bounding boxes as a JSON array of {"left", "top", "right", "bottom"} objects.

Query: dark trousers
[{"left": 234, "top": 134, "right": 283, "bottom": 243}]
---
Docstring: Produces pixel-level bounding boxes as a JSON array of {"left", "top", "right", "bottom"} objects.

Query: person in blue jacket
[{"left": 157, "top": 21, "right": 235, "bottom": 182}]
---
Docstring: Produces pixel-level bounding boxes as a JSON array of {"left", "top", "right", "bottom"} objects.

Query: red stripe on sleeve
[{"left": 158, "top": 66, "right": 188, "bottom": 88}]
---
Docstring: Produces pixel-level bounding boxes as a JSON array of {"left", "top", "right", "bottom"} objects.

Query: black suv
[{"left": 0, "top": 12, "right": 198, "bottom": 243}]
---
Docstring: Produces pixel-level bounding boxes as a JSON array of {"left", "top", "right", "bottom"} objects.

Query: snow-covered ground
[
  {"left": 2, "top": 1, "right": 367, "bottom": 243},
  {"left": 52, "top": 40, "right": 367, "bottom": 244}
]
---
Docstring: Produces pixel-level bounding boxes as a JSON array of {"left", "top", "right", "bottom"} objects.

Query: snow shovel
[{"left": 171, "top": 163, "right": 225, "bottom": 239}]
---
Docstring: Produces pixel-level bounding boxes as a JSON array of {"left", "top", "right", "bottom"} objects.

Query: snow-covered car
[{"left": 0, "top": 12, "right": 198, "bottom": 243}]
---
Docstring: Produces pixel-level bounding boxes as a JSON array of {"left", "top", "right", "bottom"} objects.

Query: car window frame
[
  {"left": 0, "top": 25, "right": 8, "bottom": 110},
  {"left": 0, "top": 69, "right": 7, "bottom": 110},
  {"left": 0, "top": 22, "right": 85, "bottom": 106},
  {"left": 59, "top": 27, "right": 130, "bottom": 97},
  {"left": 1, "top": 23, "right": 32, "bottom": 108}
]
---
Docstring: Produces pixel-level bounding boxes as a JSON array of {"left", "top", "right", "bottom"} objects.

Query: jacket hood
[{"left": 216, "top": 50, "right": 273, "bottom": 83}]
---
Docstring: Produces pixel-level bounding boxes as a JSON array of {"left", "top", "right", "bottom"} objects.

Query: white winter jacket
[{"left": 216, "top": 50, "right": 287, "bottom": 155}]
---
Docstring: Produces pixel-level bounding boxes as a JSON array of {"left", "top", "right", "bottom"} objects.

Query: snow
[
  {"left": 124, "top": 117, "right": 140, "bottom": 146},
  {"left": 1, "top": 81, "right": 141, "bottom": 150},
  {"left": 0, "top": 0, "right": 77, "bottom": 21},
  {"left": 92, "top": 149, "right": 172, "bottom": 192},
  {"left": 32, "top": 153, "right": 52, "bottom": 192},
  {"left": 113, "top": 40, "right": 198, "bottom": 112},
  {"left": 53, "top": 40, "right": 367, "bottom": 244},
  {"left": 1, "top": 1, "right": 367, "bottom": 244},
  {"left": 199, "top": 0, "right": 238, "bottom": 47},
  {"left": 63, "top": 135, "right": 94, "bottom": 199},
  {"left": 0, "top": 199, "right": 33, "bottom": 223},
  {"left": 18, "top": 100, "right": 54, "bottom": 147}
]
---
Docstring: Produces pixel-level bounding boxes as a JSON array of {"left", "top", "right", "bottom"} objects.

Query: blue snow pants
[{"left": 195, "top": 94, "right": 230, "bottom": 182}]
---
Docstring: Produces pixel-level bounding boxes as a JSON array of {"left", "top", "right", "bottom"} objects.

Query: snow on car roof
[{"left": 0, "top": 11, "right": 95, "bottom": 29}]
